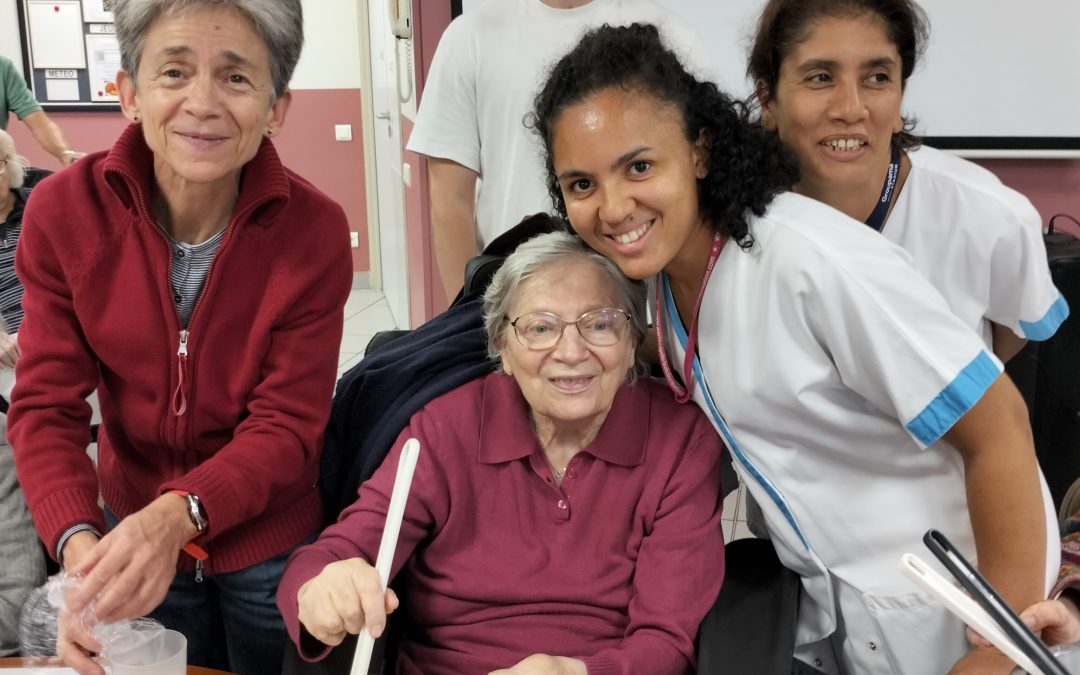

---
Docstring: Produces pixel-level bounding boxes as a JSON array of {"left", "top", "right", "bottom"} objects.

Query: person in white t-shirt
[
  {"left": 406, "top": 0, "right": 710, "bottom": 303},
  {"left": 532, "top": 23, "right": 1058, "bottom": 675},
  {"left": 748, "top": 0, "right": 1067, "bottom": 362}
]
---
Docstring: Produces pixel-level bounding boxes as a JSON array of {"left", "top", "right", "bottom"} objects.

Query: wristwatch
[{"left": 168, "top": 489, "right": 208, "bottom": 533}]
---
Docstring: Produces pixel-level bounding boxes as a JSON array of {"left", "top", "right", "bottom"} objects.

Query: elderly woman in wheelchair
[{"left": 277, "top": 230, "right": 725, "bottom": 675}]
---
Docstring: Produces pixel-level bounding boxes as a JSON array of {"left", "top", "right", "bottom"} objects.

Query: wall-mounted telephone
[{"left": 389, "top": 0, "right": 412, "bottom": 39}]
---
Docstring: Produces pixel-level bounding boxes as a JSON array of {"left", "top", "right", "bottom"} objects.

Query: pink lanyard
[{"left": 655, "top": 232, "right": 725, "bottom": 403}]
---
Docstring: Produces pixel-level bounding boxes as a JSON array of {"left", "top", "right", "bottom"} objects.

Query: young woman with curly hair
[{"left": 531, "top": 23, "right": 1057, "bottom": 675}]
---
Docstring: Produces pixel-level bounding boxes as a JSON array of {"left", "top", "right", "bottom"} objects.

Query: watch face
[{"left": 188, "top": 494, "right": 208, "bottom": 531}]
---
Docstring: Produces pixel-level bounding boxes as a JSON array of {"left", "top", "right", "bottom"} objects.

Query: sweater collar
[
  {"left": 101, "top": 123, "right": 292, "bottom": 227},
  {"left": 477, "top": 372, "right": 648, "bottom": 468}
]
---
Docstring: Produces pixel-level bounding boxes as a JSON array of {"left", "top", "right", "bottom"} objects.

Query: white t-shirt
[
  {"left": 658, "top": 192, "right": 1059, "bottom": 675},
  {"left": 406, "top": 0, "right": 711, "bottom": 249},
  {"left": 887, "top": 146, "right": 1068, "bottom": 346}
]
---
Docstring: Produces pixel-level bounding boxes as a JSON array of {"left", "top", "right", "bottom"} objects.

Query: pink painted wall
[
  {"left": 8, "top": 89, "right": 370, "bottom": 272},
  {"left": 976, "top": 159, "right": 1080, "bottom": 238}
]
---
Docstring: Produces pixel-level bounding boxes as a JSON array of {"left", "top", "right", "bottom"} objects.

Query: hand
[
  {"left": 969, "top": 597, "right": 1080, "bottom": 648},
  {"left": 60, "top": 150, "right": 85, "bottom": 167},
  {"left": 296, "top": 558, "right": 399, "bottom": 647},
  {"left": 488, "top": 654, "right": 588, "bottom": 675},
  {"left": 0, "top": 331, "right": 19, "bottom": 368},
  {"left": 64, "top": 494, "right": 193, "bottom": 625},
  {"left": 57, "top": 600, "right": 104, "bottom": 675},
  {"left": 948, "top": 645, "right": 1017, "bottom": 675}
]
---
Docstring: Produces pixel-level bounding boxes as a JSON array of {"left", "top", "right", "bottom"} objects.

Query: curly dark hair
[
  {"left": 747, "top": 0, "right": 929, "bottom": 150},
  {"left": 529, "top": 22, "right": 799, "bottom": 250}
]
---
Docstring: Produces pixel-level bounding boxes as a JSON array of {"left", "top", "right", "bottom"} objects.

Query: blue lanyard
[{"left": 864, "top": 144, "right": 901, "bottom": 232}]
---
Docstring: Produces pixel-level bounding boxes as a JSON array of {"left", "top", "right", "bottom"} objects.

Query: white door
[{"left": 361, "top": 0, "right": 410, "bottom": 328}]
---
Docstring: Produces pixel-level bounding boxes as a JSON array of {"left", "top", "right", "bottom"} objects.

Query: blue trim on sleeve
[
  {"left": 1020, "top": 293, "right": 1069, "bottom": 341},
  {"left": 905, "top": 352, "right": 1001, "bottom": 447}
]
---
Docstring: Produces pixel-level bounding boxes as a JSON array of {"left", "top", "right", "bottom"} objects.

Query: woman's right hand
[
  {"left": 296, "top": 558, "right": 399, "bottom": 647},
  {"left": 0, "top": 330, "right": 20, "bottom": 368}
]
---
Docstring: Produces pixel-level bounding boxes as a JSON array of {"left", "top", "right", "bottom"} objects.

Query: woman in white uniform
[
  {"left": 531, "top": 23, "right": 1058, "bottom": 675},
  {"left": 748, "top": 0, "right": 1068, "bottom": 362}
]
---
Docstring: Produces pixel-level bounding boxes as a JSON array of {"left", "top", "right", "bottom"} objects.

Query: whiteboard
[
  {"left": 461, "top": 0, "right": 1080, "bottom": 153},
  {"left": 27, "top": 0, "right": 86, "bottom": 69}
]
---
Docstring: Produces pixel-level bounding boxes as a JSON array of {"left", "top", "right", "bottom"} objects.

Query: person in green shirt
[{"left": 1, "top": 56, "right": 83, "bottom": 167}]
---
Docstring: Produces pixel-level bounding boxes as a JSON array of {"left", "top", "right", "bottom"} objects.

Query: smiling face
[
  {"left": 117, "top": 5, "right": 290, "bottom": 191},
  {"left": 761, "top": 13, "right": 904, "bottom": 204},
  {"left": 499, "top": 257, "right": 635, "bottom": 439},
  {"left": 549, "top": 86, "right": 713, "bottom": 283}
]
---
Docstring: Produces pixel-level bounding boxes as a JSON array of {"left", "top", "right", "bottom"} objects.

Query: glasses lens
[
  {"left": 514, "top": 313, "right": 563, "bottom": 349},
  {"left": 578, "top": 309, "right": 627, "bottom": 346}
]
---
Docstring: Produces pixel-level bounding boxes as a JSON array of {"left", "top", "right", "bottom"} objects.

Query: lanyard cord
[
  {"left": 864, "top": 144, "right": 902, "bottom": 232},
  {"left": 655, "top": 232, "right": 725, "bottom": 403}
]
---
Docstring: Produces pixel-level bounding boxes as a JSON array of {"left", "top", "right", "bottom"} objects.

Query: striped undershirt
[
  {"left": 164, "top": 227, "right": 226, "bottom": 328},
  {"left": 0, "top": 188, "right": 29, "bottom": 333}
]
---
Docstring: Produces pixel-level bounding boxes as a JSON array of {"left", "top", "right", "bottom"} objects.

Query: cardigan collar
[
  {"left": 477, "top": 372, "right": 648, "bottom": 468},
  {"left": 100, "top": 123, "right": 291, "bottom": 228}
]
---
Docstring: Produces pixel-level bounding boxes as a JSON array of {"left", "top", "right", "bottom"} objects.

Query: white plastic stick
[
  {"left": 900, "top": 553, "right": 1045, "bottom": 675},
  {"left": 350, "top": 438, "right": 421, "bottom": 675}
]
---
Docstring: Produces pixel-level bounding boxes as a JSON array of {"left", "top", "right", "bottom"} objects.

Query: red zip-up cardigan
[{"left": 10, "top": 125, "right": 352, "bottom": 574}]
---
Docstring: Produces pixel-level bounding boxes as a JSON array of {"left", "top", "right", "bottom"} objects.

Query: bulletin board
[{"left": 16, "top": 0, "right": 122, "bottom": 111}]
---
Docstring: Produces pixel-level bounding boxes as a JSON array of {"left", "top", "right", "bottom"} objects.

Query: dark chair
[
  {"left": 21, "top": 166, "right": 54, "bottom": 190},
  {"left": 697, "top": 537, "right": 800, "bottom": 674}
]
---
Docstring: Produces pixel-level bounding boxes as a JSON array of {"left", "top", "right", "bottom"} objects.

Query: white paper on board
[
  {"left": 44, "top": 78, "right": 80, "bottom": 101},
  {"left": 85, "top": 33, "right": 121, "bottom": 101},
  {"left": 27, "top": 1, "right": 87, "bottom": 69}
]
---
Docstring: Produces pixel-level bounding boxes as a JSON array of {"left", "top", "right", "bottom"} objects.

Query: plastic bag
[{"left": 19, "top": 572, "right": 165, "bottom": 661}]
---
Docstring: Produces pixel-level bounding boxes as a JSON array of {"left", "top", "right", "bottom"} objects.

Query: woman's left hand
[{"left": 488, "top": 654, "right": 588, "bottom": 675}]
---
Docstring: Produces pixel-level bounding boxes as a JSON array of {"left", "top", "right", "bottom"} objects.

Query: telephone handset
[{"left": 389, "top": 0, "right": 412, "bottom": 39}]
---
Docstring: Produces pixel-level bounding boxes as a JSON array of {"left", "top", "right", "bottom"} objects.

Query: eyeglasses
[{"left": 507, "top": 308, "right": 631, "bottom": 350}]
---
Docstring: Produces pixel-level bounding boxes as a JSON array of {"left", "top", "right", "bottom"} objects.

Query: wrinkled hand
[
  {"left": 948, "top": 645, "right": 1017, "bottom": 675},
  {"left": 297, "top": 558, "right": 399, "bottom": 647},
  {"left": 488, "top": 654, "right": 588, "bottom": 675},
  {"left": 970, "top": 597, "right": 1080, "bottom": 649},
  {"left": 0, "top": 331, "right": 19, "bottom": 368},
  {"left": 57, "top": 600, "right": 105, "bottom": 675},
  {"left": 63, "top": 493, "right": 192, "bottom": 630}
]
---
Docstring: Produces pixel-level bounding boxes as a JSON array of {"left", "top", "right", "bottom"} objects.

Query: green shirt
[{"left": 0, "top": 56, "right": 41, "bottom": 131}]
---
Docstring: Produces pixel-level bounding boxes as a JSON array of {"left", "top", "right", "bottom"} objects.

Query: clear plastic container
[{"left": 106, "top": 627, "right": 187, "bottom": 675}]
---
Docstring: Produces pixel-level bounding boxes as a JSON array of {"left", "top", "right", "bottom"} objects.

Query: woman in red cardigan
[{"left": 8, "top": 1, "right": 351, "bottom": 673}]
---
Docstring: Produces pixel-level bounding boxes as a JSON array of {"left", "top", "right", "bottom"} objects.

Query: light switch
[
  {"left": 334, "top": 124, "right": 353, "bottom": 142},
  {"left": 402, "top": 162, "right": 412, "bottom": 187}
]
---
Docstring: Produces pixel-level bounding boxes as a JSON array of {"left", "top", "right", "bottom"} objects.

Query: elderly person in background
[
  {"left": 0, "top": 129, "right": 28, "bottom": 372},
  {"left": 277, "top": 229, "right": 725, "bottom": 675},
  {"left": 8, "top": 0, "right": 352, "bottom": 673},
  {"left": 0, "top": 128, "right": 44, "bottom": 656}
]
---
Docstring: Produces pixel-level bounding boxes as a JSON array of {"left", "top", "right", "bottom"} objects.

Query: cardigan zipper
[{"left": 172, "top": 330, "right": 189, "bottom": 415}]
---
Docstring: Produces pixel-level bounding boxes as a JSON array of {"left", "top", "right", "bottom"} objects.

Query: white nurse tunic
[{"left": 659, "top": 192, "right": 1059, "bottom": 674}]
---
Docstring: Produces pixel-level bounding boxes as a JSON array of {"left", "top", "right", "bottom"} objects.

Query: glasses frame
[{"left": 506, "top": 307, "right": 632, "bottom": 351}]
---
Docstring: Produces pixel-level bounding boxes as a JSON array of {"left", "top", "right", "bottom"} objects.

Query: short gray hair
[
  {"left": 483, "top": 230, "right": 647, "bottom": 376},
  {"left": 113, "top": 0, "right": 303, "bottom": 99},
  {"left": 0, "top": 129, "right": 25, "bottom": 189}
]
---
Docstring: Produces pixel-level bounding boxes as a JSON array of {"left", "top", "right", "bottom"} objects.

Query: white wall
[
  {"left": 1, "top": 3, "right": 23, "bottom": 70},
  {"left": 462, "top": 0, "right": 1080, "bottom": 147},
  {"left": 0, "top": 0, "right": 363, "bottom": 91}
]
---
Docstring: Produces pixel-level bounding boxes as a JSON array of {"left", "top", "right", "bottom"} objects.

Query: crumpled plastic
[{"left": 19, "top": 572, "right": 165, "bottom": 662}]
